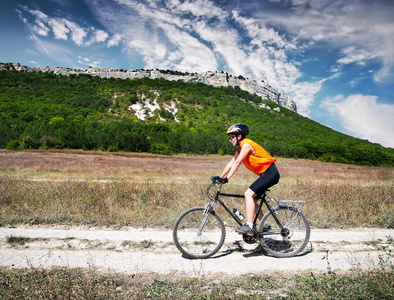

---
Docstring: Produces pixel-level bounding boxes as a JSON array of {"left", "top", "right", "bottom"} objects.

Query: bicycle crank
[{"left": 243, "top": 232, "right": 258, "bottom": 244}]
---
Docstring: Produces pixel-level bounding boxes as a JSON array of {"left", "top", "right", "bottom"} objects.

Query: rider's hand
[{"left": 218, "top": 177, "right": 228, "bottom": 184}]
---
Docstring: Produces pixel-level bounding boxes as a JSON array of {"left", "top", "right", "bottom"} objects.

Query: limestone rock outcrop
[{"left": 1, "top": 63, "right": 297, "bottom": 112}]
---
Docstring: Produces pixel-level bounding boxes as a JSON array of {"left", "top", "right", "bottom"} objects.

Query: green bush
[
  {"left": 150, "top": 143, "right": 171, "bottom": 155},
  {"left": 6, "top": 140, "right": 20, "bottom": 150}
]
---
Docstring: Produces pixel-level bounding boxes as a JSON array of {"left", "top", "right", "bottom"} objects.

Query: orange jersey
[{"left": 238, "top": 138, "right": 276, "bottom": 175}]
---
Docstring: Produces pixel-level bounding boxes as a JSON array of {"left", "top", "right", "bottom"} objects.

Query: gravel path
[{"left": 1, "top": 226, "right": 393, "bottom": 276}]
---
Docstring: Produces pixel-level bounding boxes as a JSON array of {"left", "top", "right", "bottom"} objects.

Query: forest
[{"left": 1, "top": 67, "right": 393, "bottom": 167}]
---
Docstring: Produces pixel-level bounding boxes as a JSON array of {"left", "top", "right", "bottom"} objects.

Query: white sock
[{"left": 247, "top": 223, "right": 253, "bottom": 229}]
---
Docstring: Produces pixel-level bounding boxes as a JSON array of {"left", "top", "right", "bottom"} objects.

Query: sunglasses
[{"left": 229, "top": 135, "right": 237, "bottom": 140}]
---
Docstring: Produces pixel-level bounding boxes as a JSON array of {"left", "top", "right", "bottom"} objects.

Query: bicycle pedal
[{"left": 234, "top": 225, "right": 255, "bottom": 236}]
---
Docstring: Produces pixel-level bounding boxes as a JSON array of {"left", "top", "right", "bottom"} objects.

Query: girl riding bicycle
[{"left": 219, "top": 124, "right": 280, "bottom": 235}]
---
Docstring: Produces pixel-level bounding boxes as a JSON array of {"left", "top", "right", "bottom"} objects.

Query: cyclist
[{"left": 219, "top": 124, "right": 280, "bottom": 235}]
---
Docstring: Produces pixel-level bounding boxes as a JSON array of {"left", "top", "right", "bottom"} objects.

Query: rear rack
[
  {"left": 265, "top": 194, "right": 306, "bottom": 210},
  {"left": 277, "top": 200, "right": 306, "bottom": 210}
]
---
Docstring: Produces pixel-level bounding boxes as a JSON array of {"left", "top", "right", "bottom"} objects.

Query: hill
[
  {"left": 1, "top": 63, "right": 297, "bottom": 112},
  {"left": 1, "top": 64, "right": 393, "bottom": 167}
]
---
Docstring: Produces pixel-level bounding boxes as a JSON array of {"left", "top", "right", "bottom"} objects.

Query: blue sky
[{"left": 1, "top": 0, "right": 394, "bottom": 148}]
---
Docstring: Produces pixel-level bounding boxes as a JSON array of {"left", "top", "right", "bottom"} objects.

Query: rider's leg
[
  {"left": 247, "top": 163, "right": 280, "bottom": 223},
  {"left": 235, "top": 164, "right": 280, "bottom": 235},
  {"left": 245, "top": 188, "right": 264, "bottom": 223},
  {"left": 232, "top": 188, "right": 257, "bottom": 235},
  {"left": 244, "top": 188, "right": 257, "bottom": 224}
]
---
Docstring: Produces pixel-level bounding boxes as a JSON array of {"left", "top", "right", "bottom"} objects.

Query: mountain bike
[{"left": 173, "top": 176, "right": 310, "bottom": 259}]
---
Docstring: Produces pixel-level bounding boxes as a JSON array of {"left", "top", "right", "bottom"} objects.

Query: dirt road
[{"left": 1, "top": 226, "right": 393, "bottom": 276}]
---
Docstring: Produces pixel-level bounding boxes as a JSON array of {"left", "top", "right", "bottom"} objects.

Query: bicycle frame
[{"left": 209, "top": 183, "right": 284, "bottom": 232}]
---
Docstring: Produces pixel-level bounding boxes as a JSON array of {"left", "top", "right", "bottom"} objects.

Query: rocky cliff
[{"left": 1, "top": 63, "right": 297, "bottom": 112}]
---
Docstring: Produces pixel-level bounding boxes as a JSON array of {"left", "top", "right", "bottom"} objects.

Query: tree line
[{"left": 1, "top": 68, "right": 393, "bottom": 166}]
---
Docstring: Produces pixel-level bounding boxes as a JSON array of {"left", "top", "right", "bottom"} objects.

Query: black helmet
[{"left": 226, "top": 124, "right": 249, "bottom": 136}]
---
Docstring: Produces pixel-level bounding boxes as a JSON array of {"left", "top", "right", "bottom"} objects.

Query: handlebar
[
  {"left": 210, "top": 176, "right": 220, "bottom": 183},
  {"left": 210, "top": 176, "right": 228, "bottom": 184}
]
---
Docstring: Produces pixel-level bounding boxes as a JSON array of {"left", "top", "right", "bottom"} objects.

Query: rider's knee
[{"left": 244, "top": 188, "right": 256, "bottom": 199}]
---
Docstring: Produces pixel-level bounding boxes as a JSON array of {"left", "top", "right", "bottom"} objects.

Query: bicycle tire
[
  {"left": 173, "top": 207, "right": 226, "bottom": 259},
  {"left": 258, "top": 206, "right": 310, "bottom": 258}
]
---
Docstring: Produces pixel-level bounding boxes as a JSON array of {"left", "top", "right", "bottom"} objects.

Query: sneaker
[{"left": 234, "top": 224, "right": 254, "bottom": 236}]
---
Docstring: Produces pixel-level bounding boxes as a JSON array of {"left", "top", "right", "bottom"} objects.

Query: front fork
[
  {"left": 204, "top": 199, "right": 216, "bottom": 214},
  {"left": 198, "top": 199, "right": 217, "bottom": 235}
]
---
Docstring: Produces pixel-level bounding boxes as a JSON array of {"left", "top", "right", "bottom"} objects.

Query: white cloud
[
  {"left": 337, "top": 47, "right": 377, "bottom": 65},
  {"left": 25, "top": 7, "right": 49, "bottom": 21},
  {"left": 168, "top": 0, "right": 224, "bottom": 19},
  {"left": 107, "top": 34, "right": 122, "bottom": 47},
  {"left": 321, "top": 94, "right": 394, "bottom": 148},
  {"left": 229, "top": 8, "right": 324, "bottom": 116},
  {"left": 21, "top": 6, "right": 111, "bottom": 48},
  {"left": 232, "top": 10, "right": 287, "bottom": 49},
  {"left": 253, "top": 0, "right": 394, "bottom": 83},
  {"left": 28, "top": 34, "right": 74, "bottom": 65},
  {"left": 15, "top": 8, "right": 27, "bottom": 24},
  {"left": 48, "top": 18, "right": 69, "bottom": 40},
  {"left": 64, "top": 20, "right": 87, "bottom": 46},
  {"left": 26, "top": 48, "right": 39, "bottom": 56},
  {"left": 77, "top": 56, "right": 102, "bottom": 68},
  {"left": 286, "top": 79, "right": 325, "bottom": 116},
  {"left": 89, "top": 0, "right": 251, "bottom": 74},
  {"left": 85, "top": 29, "right": 109, "bottom": 45},
  {"left": 32, "top": 20, "right": 50, "bottom": 36},
  {"left": 94, "top": 29, "right": 109, "bottom": 43},
  {"left": 192, "top": 22, "right": 241, "bottom": 71},
  {"left": 104, "top": 0, "right": 219, "bottom": 72}
]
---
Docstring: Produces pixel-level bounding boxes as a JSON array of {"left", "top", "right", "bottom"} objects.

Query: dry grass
[
  {"left": 0, "top": 149, "right": 393, "bottom": 228},
  {"left": 1, "top": 252, "right": 393, "bottom": 299}
]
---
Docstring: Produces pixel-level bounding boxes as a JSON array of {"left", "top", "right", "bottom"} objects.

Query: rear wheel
[
  {"left": 258, "top": 206, "right": 310, "bottom": 258},
  {"left": 173, "top": 207, "right": 226, "bottom": 259}
]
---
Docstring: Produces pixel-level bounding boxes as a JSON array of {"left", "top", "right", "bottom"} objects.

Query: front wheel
[
  {"left": 258, "top": 206, "right": 310, "bottom": 258},
  {"left": 173, "top": 207, "right": 226, "bottom": 259}
]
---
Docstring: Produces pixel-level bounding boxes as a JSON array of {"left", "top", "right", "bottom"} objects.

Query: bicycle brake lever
[{"left": 210, "top": 176, "right": 220, "bottom": 182}]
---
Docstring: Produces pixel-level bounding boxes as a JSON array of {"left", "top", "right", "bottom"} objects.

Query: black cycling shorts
[{"left": 249, "top": 163, "right": 280, "bottom": 197}]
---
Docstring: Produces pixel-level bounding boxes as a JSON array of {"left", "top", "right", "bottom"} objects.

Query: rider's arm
[
  {"left": 225, "top": 143, "right": 253, "bottom": 180},
  {"left": 220, "top": 156, "right": 236, "bottom": 178}
]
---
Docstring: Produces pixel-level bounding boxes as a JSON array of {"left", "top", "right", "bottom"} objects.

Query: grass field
[
  {"left": 1, "top": 149, "right": 393, "bottom": 299},
  {"left": 1, "top": 149, "right": 393, "bottom": 228},
  {"left": 0, "top": 259, "right": 392, "bottom": 299}
]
